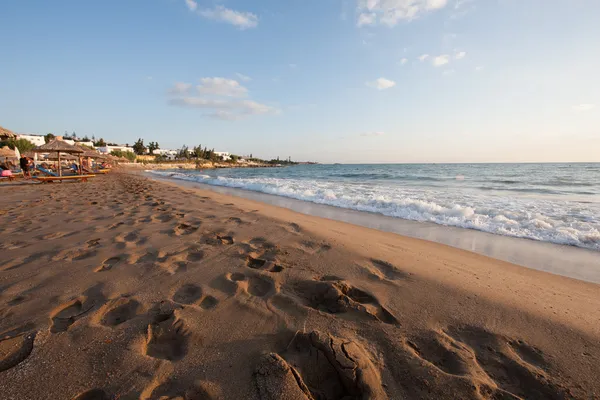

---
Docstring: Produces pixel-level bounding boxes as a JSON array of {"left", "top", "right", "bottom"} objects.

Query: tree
[
  {"left": 147, "top": 141, "right": 160, "bottom": 154},
  {"left": 0, "top": 138, "right": 36, "bottom": 152},
  {"left": 82, "top": 135, "right": 90, "bottom": 142},
  {"left": 132, "top": 138, "right": 146, "bottom": 155},
  {"left": 44, "top": 133, "right": 55, "bottom": 143},
  {"left": 178, "top": 145, "right": 190, "bottom": 159},
  {"left": 94, "top": 138, "right": 106, "bottom": 147}
]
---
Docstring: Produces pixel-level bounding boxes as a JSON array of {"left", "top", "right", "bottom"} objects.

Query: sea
[{"left": 150, "top": 163, "right": 600, "bottom": 252}]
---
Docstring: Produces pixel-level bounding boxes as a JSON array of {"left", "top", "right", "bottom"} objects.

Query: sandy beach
[{"left": 1, "top": 172, "right": 599, "bottom": 400}]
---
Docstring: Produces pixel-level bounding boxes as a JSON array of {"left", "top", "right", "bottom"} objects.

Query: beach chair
[
  {"left": 34, "top": 174, "right": 96, "bottom": 183},
  {"left": 35, "top": 166, "right": 58, "bottom": 177}
]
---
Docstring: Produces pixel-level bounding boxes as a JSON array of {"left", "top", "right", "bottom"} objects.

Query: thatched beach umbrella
[
  {"left": 33, "top": 139, "right": 84, "bottom": 176},
  {"left": 0, "top": 146, "right": 17, "bottom": 159},
  {"left": 0, "top": 126, "right": 17, "bottom": 140}
]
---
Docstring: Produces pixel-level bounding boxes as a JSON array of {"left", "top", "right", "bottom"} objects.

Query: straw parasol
[
  {"left": 0, "top": 126, "right": 17, "bottom": 140},
  {"left": 0, "top": 146, "right": 17, "bottom": 159},
  {"left": 45, "top": 153, "right": 78, "bottom": 161},
  {"left": 33, "top": 139, "right": 84, "bottom": 176}
]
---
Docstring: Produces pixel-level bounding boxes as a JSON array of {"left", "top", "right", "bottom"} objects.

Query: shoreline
[
  {"left": 147, "top": 172, "right": 600, "bottom": 284},
  {"left": 1, "top": 172, "right": 598, "bottom": 399}
]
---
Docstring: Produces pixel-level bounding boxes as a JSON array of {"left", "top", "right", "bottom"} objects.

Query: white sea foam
[{"left": 150, "top": 170, "right": 600, "bottom": 251}]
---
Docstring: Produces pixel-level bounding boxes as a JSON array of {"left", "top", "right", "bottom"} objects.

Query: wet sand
[{"left": 0, "top": 172, "right": 599, "bottom": 399}]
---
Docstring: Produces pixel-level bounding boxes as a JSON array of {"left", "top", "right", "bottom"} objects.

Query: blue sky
[{"left": 1, "top": 0, "right": 599, "bottom": 163}]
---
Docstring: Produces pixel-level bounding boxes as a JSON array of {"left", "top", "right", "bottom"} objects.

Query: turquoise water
[{"left": 151, "top": 163, "right": 600, "bottom": 251}]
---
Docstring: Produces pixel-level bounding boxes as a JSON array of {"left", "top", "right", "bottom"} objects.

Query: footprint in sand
[
  {"left": 221, "top": 272, "right": 275, "bottom": 298},
  {"left": 95, "top": 297, "right": 142, "bottom": 327},
  {"left": 255, "top": 330, "right": 387, "bottom": 400},
  {"left": 95, "top": 256, "right": 121, "bottom": 272},
  {"left": 199, "top": 295, "right": 219, "bottom": 310},
  {"left": 174, "top": 223, "right": 199, "bottom": 236},
  {"left": 172, "top": 284, "right": 203, "bottom": 305},
  {"left": 0, "top": 331, "right": 37, "bottom": 372},
  {"left": 50, "top": 285, "right": 105, "bottom": 333},
  {"left": 50, "top": 299, "right": 91, "bottom": 333},
  {"left": 53, "top": 247, "right": 98, "bottom": 262},
  {"left": 298, "top": 240, "right": 332, "bottom": 255},
  {"left": 288, "top": 222, "right": 301, "bottom": 233},
  {"left": 246, "top": 256, "right": 284, "bottom": 273},
  {"left": 292, "top": 278, "right": 399, "bottom": 325},
  {"left": 144, "top": 315, "right": 189, "bottom": 361},
  {"left": 217, "top": 235, "right": 234, "bottom": 245},
  {"left": 368, "top": 259, "right": 410, "bottom": 281},
  {"left": 444, "top": 325, "right": 567, "bottom": 399}
]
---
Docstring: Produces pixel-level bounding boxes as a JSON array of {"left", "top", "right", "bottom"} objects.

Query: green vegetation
[
  {"left": 110, "top": 149, "right": 136, "bottom": 162},
  {"left": 132, "top": 138, "right": 146, "bottom": 155},
  {"left": 44, "top": 133, "right": 55, "bottom": 143},
  {"left": 0, "top": 138, "right": 36, "bottom": 152}
]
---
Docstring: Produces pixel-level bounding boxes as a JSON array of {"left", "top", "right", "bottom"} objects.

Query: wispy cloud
[
  {"left": 418, "top": 54, "right": 430, "bottom": 62},
  {"left": 235, "top": 73, "right": 251, "bottom": 82},
  {"left": 170, "top": 82, "right": 193, "bottom": 94},
  {"left": 169, "top": 98, "right": 277, "bottom": 120},
  {"left": 432, "top": 55, "right": 450, "bottom": 66},
  {"left": 455, "top": 51, "right": 466, "bottom": 60},
  {"left": 356, "top": 0, "right": 448, "bottom": 27},
  {"left": 572, "top": 104, "right": 595, "bottom": 112},
  {"left": 289, "top": 63, "right": 297, "bottom": 69},
  {"left": 197, "top": 77, "right": 248, "bottom": 97},
  {"left": 184, "top": 0, "right": 197, "bottom": 12},
  {"left": 366, "top": 78, "right": 396, "bottom": 90},
  {"left": 399, "top": 58, "right": 408, "bottom": 66},
  {"left": 168, "top": 77, "right": 276, "bottom": 120},
  {"left": 198, "top": 6, "right": 258, "bottom": 29}
]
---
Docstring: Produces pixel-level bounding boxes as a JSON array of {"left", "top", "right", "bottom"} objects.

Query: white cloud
[
  {"left": 442, "top": 69, "right": 455, "bottom": 76},
  {"left": 455, "top": 51, "right": 466, "bottom": 60},
  {"left": 199, "top": 6, "right": 258, "bottom": 29},
  {"left": 572, "top": 104, "right": 595, "bottom": 112},
  {"left": 432, "top": 55, "right": 450, "bottom": 66},
  {"left": 475, "top": 66, "right": 484, "bottom": 72},
  {"left": 169, "top": 97, "right": 278, "bottom": 119},
  {"left": 197, "top": 77, "right": 248, "bottom": 97},
  {"left": 357, "top": 0, "right": 448, "bottom": 27},
  {"left": 360, "top": 131, "right": 386, "bottom": 137},
  {"left": 289, "top": 63, "right": 297, "bottom": 69},
  {"left": 235, "top": 73, "right": 251, "bottom": 82},
  {"left": 400, "top": 58, "right": 408, "bottom": 65},
  {"left": 184, "top": 0, "right": 197, "bottom": 12},
  {"left": 418, "top": 54, "right": 429, "bottom": 62},
  {"left": 366, "top": 77, "right": 396, "bottom": 90},
  {"left": 170, "top": 82, "right": 193, "bottom": 94},
  {"left": 357, "top": 12, "right": 377, "bottom": 27},
  {"left": 169, "top": 76, "right": 276, "bottom": 120}
]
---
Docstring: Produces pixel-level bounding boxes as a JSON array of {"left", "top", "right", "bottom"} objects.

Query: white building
[
  {"left": 214, "top": 151, "right": 231, "bottom": 161},
  {"left": 97, "top": 145, "right": 134, "bottom": 154},
  {"left": 151, "top": 148, "right": 178, "bottom": 160},
  {"left": 76, "top": 141, "right": 95, "bottom": 148},
  {"left": 16, "top": 134, "right": 45, "bottom": 147}
]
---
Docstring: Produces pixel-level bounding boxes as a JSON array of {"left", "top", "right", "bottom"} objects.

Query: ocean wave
[{"left": 150, "top": 170, "right": 600, "bottom": 251}]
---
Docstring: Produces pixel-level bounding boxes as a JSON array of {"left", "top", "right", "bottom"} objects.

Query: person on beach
[{"left": 19, "top": 156, "right": 31, "bottom": 179}]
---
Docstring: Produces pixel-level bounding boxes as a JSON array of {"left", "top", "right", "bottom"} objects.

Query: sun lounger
[
  {"left": 34, "top": 175, "right": 96, "bottom": 183},
  {"left": 36, "top": 166, "right": 58, "bottom": 176}
]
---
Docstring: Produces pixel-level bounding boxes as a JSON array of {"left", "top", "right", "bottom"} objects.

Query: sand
[{"left": 0, "top": 172, "right": 598, "bottom": 400}]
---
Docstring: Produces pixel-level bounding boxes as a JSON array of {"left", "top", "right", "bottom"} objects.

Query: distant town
[{"left": 1, "top": 128, "right": 316, "bottom": 167}]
